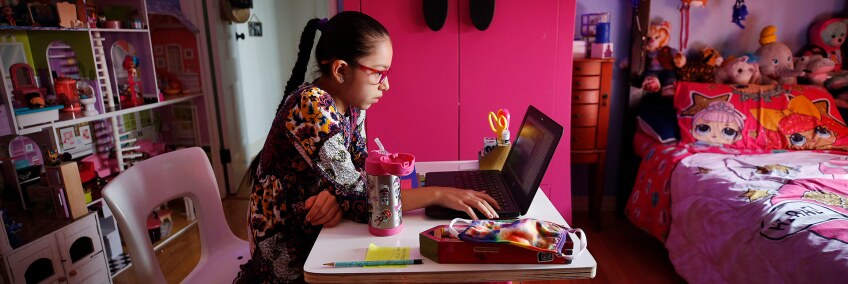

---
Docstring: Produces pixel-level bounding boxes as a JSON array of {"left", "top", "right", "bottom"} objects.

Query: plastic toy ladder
[{"left": 90, "top": 31, "right": 116, "bottom": 112}]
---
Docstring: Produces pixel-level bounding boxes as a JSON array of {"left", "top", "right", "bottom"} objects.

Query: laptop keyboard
[{"left": 454, "top": 171, "right": 508, "bottom": 209}]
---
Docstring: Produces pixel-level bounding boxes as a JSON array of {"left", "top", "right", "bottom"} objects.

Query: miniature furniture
[
  {"left": 103, "top": 148, "right": 249, "bottom": 283},
  {"left": 0, "top": 212, "right": 110, "bottom": 284},
  {"left": 570, "top": 58, "right": 613, "bottom": 230},
  {"left": 9, "top": 63, "right": 46, "bottom": 109},
  {"left": 46, "top": 162, "right": 88, "bottom": 219}
]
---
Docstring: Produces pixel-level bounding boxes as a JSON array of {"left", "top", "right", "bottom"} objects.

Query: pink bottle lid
[
  {"left": 365, "top": 150, "right": 415, "bottom": 176},
  {"left": 365, "top": 150, "right": 389, "bottom": 175},
  {"left": 380, "top": 153, "right": 415, "bottom": 176}
]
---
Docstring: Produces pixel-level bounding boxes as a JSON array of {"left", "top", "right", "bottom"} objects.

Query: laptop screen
[{"left": 501, "top": 106, "right": 563, "bottom": 213}]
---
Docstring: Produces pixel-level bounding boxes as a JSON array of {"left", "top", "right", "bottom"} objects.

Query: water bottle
[{"left": 365, "top": 146, "right": 415, "bottom": 236}]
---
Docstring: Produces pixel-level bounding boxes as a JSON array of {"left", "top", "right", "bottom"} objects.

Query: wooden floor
[{"left": 113, "top": 195, "right": 685, "bottom": 283}]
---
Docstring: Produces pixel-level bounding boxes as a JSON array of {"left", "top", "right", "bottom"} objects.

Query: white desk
[{"left": 303, "top": 161, "right": 597, "bottom": 283}]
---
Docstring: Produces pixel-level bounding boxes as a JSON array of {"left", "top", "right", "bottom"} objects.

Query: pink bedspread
[
  {"left": 627, "top": 136, "right": 771, "bottom": 240},
  {"left": 666, "top": 151, "right": 848, "bottom": 283}
]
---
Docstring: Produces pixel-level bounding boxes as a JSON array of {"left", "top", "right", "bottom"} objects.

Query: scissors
[{"left": 488, "top": 109, "right": 510, "bottom": 142}]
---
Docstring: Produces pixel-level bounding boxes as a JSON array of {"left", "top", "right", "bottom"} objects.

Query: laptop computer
[{"left": 424, "top": 105, "right": 564, "bottom": 219}]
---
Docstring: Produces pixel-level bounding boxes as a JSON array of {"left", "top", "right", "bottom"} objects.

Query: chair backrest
[
  {"left": 103, "top": 147, "right": 237, "bottom": 283},
  {"left": 9, "top": 63, "right": 35, "bottom": 89}
]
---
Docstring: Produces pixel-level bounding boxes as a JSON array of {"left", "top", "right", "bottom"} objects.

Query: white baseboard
[{"left": 571, "top": 196, "right": 617, "bottom": 212}]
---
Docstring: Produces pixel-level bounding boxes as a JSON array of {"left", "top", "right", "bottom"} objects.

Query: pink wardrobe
[{"left": 344, "top": 0, "right": 577, "bottom": 221}]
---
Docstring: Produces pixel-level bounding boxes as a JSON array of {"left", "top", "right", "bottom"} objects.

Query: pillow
[{"left": 674, "top": 82, "right": 848, "bottom": 150}]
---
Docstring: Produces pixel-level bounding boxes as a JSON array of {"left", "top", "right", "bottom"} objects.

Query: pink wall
[{"left": 346, "top": 0, "right": 576, "bottom": 222}]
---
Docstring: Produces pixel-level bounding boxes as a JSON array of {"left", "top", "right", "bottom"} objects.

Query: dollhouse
[{"left": 0, "top": 0, "right": 211, "bottom": 283}]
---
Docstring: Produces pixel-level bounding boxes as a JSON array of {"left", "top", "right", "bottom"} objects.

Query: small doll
[{"left": 2, "top": 6, "right": 15, "bottom": 26}]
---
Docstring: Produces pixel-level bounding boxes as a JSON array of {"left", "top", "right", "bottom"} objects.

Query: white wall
[
  {"left": 213, "top": 0, "right": 331, "bottom": 192},
  {"left": 234, "top": 0, "right": 329, "bottom": 153}
]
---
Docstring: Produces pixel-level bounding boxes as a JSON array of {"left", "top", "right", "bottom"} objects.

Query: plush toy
[
  {"left": 795, "top": 55, "right": 835, "bottom": 85},
  {"left": 715, "top": 55, "right": 760, "bottom": 85},
  {"left": 677, "top": 46, "right": 724, "bottom": 83},
  {"left": 731, "top": 0, "right": 748, "bottom": 29},
  {"left": 801, "top": 18, "right": 847, "bottom": 71},
  {"left": 642, "top": 21, "right": 687, "bottom": 96},
  {"left": 756, "top": 25, "right": 803, "bottom": 85}
]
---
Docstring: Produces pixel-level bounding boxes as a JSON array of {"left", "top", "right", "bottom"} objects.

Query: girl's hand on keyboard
[{"left": 432, "top": 187, "right": 500, "bottom": 220}]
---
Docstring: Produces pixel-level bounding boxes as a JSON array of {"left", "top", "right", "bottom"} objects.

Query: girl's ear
[{"left": 331, "top": 59, "right": 350, "bottom": 83}]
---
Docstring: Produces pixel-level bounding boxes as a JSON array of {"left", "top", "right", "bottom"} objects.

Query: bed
[{"left": 625, "top": 82, "right": 848, "bottom": 283}]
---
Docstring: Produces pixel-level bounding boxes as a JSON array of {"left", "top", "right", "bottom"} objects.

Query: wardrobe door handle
[
  {"left": 602, "top": 93, "right": 608, "bottom": 106},
  {"left": 574, "top": 95, "right": 581, "bottom": 101}
]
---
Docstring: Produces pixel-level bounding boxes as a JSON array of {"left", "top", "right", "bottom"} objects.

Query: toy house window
[
  {"left": 24, "top": 258, "right": 54, "bottom": 284},
  {"left": 0, "top": 43, "right": 26, "bottom": 96},
  {"left": 69, "top": 236, "right": 95, "bottom": 263},
  {"left": 165, "top": 45, "right": 183, "bottom": 73}
]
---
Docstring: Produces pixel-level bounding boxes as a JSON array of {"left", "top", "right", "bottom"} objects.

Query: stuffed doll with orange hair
[{"left": 642, "top": 21, "right": 687, "bottom": 96}]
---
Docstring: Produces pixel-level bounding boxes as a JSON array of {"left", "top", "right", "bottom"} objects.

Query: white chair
[{"left": 103, "top": 147, "right": 250, "bottom": 283}]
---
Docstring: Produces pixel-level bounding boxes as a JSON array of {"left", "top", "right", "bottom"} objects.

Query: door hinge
[{"left": 220, "top": 149, "right": 231, "bottom": 164}]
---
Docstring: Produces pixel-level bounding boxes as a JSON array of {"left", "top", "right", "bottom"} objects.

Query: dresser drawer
[
  {"left": 571, "top": 105, "right": 598, "bottom": 127},
  {"left": 572, "top": 76, "right": 600, "bottom": 90},
  {"left": 571, "top": 127, "right": 597, "bottom": 150},
  {"left": 572, "top": 90, "right": 599, "bottom": 104},
  {"left": 573, "top": 61, "right": 602, "bottom": 75}
]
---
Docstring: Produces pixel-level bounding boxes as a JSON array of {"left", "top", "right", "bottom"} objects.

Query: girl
[{"left": 236, "top": 12, "right": 500, "bottom": 283}]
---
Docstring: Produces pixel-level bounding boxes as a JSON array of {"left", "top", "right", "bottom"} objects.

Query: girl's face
[
  {"left": 343, "top": 37, "right": 392, "bottom": 110},
  {"left": 692, "top": 119, "right": 742, "bottom": 145}
]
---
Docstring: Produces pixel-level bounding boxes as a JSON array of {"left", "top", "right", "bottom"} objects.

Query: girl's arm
[{"left": 401, "top": 187, "right": 500, "bottom": 220}]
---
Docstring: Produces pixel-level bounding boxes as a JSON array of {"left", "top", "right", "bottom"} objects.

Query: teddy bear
[
  {"left": 795, "top": 55, "right": 835, "bottom": 85},
  {"left": 756, "top": 25, "right": 803, "bottom": 85},
  {"left": 677, "top": 46, "right": 724, "bottom": 83},
  {"left": 715, "top": 55, "right": 760, "bottom": 85},
  {"left": 801, "top": 18, "right": 847, "bottom": 71},
  {"left": 641, "top": 21, "right": 686, "bottom": 96}
]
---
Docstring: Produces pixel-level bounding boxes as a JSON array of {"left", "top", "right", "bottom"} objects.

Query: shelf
[
  {"left": 0, "top": 26, "right": 88, "bottom": 32},
  {"left": 89, "top": 28, "right": 149, "bottom": 33},
  {"left": 18, "top": 94, "right": 202, "bottom": 135}
]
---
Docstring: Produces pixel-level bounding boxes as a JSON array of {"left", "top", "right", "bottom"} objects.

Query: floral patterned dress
[{"left": 235, "top": 83, "right": 369, "bottom": 283}]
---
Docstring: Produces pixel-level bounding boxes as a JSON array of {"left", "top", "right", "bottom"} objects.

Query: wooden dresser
[{"left": 570, "top": 58, "right": 613, "bottom": 229}]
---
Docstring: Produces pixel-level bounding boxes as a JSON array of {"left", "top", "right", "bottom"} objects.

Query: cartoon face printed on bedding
[
  {"left": 675, "top": 82, "right": 848, "bottom": 150},
  {"left": 691, "top": 101, "right": 745, "bottom": 145},
  {"left": 753, "top": 95, "right": 848, "bottom": 150}
]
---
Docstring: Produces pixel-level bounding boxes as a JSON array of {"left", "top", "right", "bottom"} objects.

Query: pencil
[{"left": 323, "top": 259, "right": 424, "bottom": 267}]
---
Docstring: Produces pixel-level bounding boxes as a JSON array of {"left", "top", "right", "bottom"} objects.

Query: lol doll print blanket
[{"left": 665, "top": 151, "right": 848, "bottom": 283}]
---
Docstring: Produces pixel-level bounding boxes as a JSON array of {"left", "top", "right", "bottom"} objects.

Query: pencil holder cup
[{"left": 365, "top": 150, "right": 415, "bottom": 236}]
